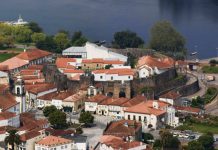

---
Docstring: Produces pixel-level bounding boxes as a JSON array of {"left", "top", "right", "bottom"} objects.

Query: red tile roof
[
  {"left": 36, "top": 135, "right": 71, "bottom": 146},
  {"left": 0, "top": 85, "right": 19, "bottom": 111},
  {"left": 27, "top": 65, "right": 44, "bottom": 70},
  {"left": 20, "top": 130, "right": 41, "bottom": 142},
  {"left": 160, "top": 91, "right": 181, "bottom": 100},
  {"left": 16, "top": 49, "right": 52, "bottom": 61},
  {"left": 25, "top": 83, "right": 56, "bottom": 94},
  {"left": 37, "top": 92, "right": 58, "bottom": 101},
  {"left": 0, "top": 65, "right": 9, "bottom": 71},
  {"left": 100, "top": 97, "right": 129, "bottom": 106},
  {"left": 63, "top": 69, "right": 84, "bottom": 74},
  {"left": 92, "top": 68, "right": 134, "bottom": 76},
  {"left": 82, "top": 58, "right": 124, "bottom": 65},
  {"left": 124, "top": 100, "right": 168, "bottom": 116},
  {"left": 122, "top": 95, "right": 146, "bottom": 107},
  {"left": 45, "top": 128, "right": 74, "bottom": 136},
  {"left": 104, "top": 120, "right": 141, "bottom": 137},
  {"left": 0, "top": 111, "right": 17, "bottom": 120},
  {"left": 100, "top": 135, "right": 147, "bottom": 149},
  {"left": 0, "top": 57, "right": 29, "bottom": 70},
  {"left": 137, "top": 56, "right": 172, "bottom": 69},
  {"left": 175, "top": 106, "right": 201, "bottom": 114},
  {"left": 86, "top": 94, "right": 109, "bottom": 103},
  {"left": 56, "top": 58, "right": 76, "bottom": 69}
]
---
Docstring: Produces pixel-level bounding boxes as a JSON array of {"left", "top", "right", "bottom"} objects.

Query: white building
[
  {"left": 159, "top": 91, "right": 181, "bottom": 106},
  {"left": 0, "top": 71, "right": 9, "bottom": 85},
  {"left": 124, "top": 100, "right": 179, "bottom": 129},
  {"left": 25, "top": 83, "right": 57, "bottom": 109},
  {"left": 19, "top": 130, "right": 46, "bottom": 150},
  {"left": 85, "top": 94, "right": 109, "bottom": 113},
  {"left": 62, "top": 42, "right": 128, "bottom": 62},
  {"left": 137, "top": 56, "right": 173, "bottom": 78},
  {"left": 0, "top": 111, "right": 20, "bottom": 127},
  {"left": 92, "top": 68, "right": 134, "bottom": 83},
  {"left": 35, "top": 135, "right": 73, "bottom": 150}
]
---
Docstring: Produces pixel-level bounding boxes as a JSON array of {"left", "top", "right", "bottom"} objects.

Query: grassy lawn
[
  {"left": 0, "top": 53, "right": 17, "bottom": 62},
  {"left": 190, "top": 123, "right": 218, "bottom": 134},
  {"left": 202, "top": 66, "right": 218, "bottom": 73},
  {"left": 177, "top": 123, "right": 218, "bottom": 134}
]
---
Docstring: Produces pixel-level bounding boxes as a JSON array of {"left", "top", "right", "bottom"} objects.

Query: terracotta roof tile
[
  {"left": 63, "top": 69, "right": 84, "bottom": 74},
  {"left": 16, "top": 49, "right": 52, "bottom": 61},
  {"left": 25, "top": 83, "right": 56, "bottom": 95},
  {"left": 56, "top": 58, "right": 76, "bottom": 68},
  {"left": 0, "top": 85, "right": 19, "bottom": 111},
  {"left": 0, "top": 57, "right": 29, "bottom": 70},
  {"left": 20, "top": 130, "right": 41, "bottom": 141},
  {"left": 122, "top": 95, "right": 146, "bottom": 107},
  {"left": 137, "top": 56, "right": 172, "bottom": 69},
  {"left": 36, "top": 135, "right": 71, "bottom": 146},
  {"left": 0, "top": 111, "right": 17, "bottom": 120},
  {"left": 124, "top": 100, "right": 168, "bottom": 116},
  {"left": 37, "top": 92, "right": 58, "bottom": 101},
  {"left": 100, "top": 135, "right": 147, "bottom": 149},
  {"left": 102, "top": 97, "right": 129, "bottom": 106},
  {"left": 92, "top": 68, "right": 134, "bottom": 76},
  {"left": 160, "top": 91, "right": 181, "bottom": 100},
  {"left": 175, "top": 106, "right": 201, "bottom": 113},
  {"left": 86, "top": 94, "right": 109, "bottom": 103},
  {"left": 104, "top": 120, "right": 141, "bottom": 137}
]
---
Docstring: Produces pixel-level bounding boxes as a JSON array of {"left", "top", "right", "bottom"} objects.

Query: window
[
  {"left": 61, "top": 145, "right": 64, "bottom": 149},
  {"left": 65, "top": 145, "right": 67, "bottom": 148},
  {"left": 128, "top": 76, "right": 131, "bottom": 79},
  {"left": 133, "top": 115, "right": 136, "bottom": 120},
  {"left": 128, "top": 115, "right": 130, "bottom": 120},
  {"left": 97, "top": 64, "right": 99, "bottom": 67},
  {"left": 139, "top": 116, "right": 141, "bottom": 121},
  {"left": 84, "top": 64, "right": 86, "bottom": 66},
  {"left": 17, "top": 87, "right": 20, "bottom": 95},
  {"left": 111, "top": 76, "right": 113, "bottom": 80},
  {"left": 100, "top": 76, "right": 103, "bottom": 79}
]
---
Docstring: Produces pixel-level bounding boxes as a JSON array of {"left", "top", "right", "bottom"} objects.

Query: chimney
[{"left": 152, "top": 101, "right": 159, "bottom": 109}]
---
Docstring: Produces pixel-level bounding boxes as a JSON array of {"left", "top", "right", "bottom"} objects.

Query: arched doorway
[{"left": 119, "top": 91, "right": 126, "bottom": 98}]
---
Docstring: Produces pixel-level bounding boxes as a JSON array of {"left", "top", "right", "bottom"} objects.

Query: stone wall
[
  {"left": 177, "top": 80, "right": 200, "bottom": 97},
  {"left": 131, "top": 68, "right": 185, "bottom": 97},
  {"left": 43, "top": 64, "right": 92, "bottom": 92}
]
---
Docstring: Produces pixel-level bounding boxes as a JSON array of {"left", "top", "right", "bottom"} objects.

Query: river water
[{"left": 0, "top": 0, "right": 218, "bottom": 58}]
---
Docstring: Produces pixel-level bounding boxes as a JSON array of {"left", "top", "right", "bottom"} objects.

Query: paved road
[{"left": 185, "top": 71, "right": 207, "bottom": 99}]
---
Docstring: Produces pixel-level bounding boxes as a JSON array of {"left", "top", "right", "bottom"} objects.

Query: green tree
[
  {"left": 160, "top": 131, "right": 180, "bottom": 149},
  {"left": 43, "top": 105, "right": 57, "bottom": 117},
  {"left": 54, "top": 32, "right": 70, "bottom": 52},
  {"left": 187, "top": 140, "right": 204, "bottom": 150},
  {"left": 31, "top": 32, "right": 46, "bottom": 43},
  {"left": 209, "top": 59, "right": 217, "bottom": 66},
  {"left": 71, "top": 31, "right": 87, "bottom": 46},
  {"left": 13, "top": 26, "right": 32, "bottom": 43},
  {"left": 79, "top": 111, "right": 94, "bottom": 125},
  {"left": 149, "top": 21, "right": 186, "bottom": 56},
  {"left": 76, "top": 127, "right": 83, "bottom": 134},
  {"left": 48, "top": 110, "right": 67, "bottom": 129},
  {"left": 4, "top": 130, "right": 21, "bottom": 150},
  {"left": 153, "top": 139, "right": 162, "bottom": 150},
  {"left": 112, "top": 30, "right": 144, "bottom": 49},
  {"left": 36, "top": 36, "right": 57, "bottom": 52},
  {"left": 27, "top": 22, "right": 43, "bottom": 33},
  {"left": 127, "top": 52, "right": 137, "bottom": 68},
  {"left": 198, "top": 132, "right": 214, "bottom": 150},
  {"left": 143, "top": 133, "right": 154, "bottom": 144}
]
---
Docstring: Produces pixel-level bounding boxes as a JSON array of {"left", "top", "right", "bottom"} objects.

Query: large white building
[
  {"left": 92, "top": 68, "right": 134, "bottom": 83},
  {"left": 62, "top": 42, "right": 128, "bottom": 62},
  {"left": 124, "top": 100, "right": 179, "bottom": 129}
]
